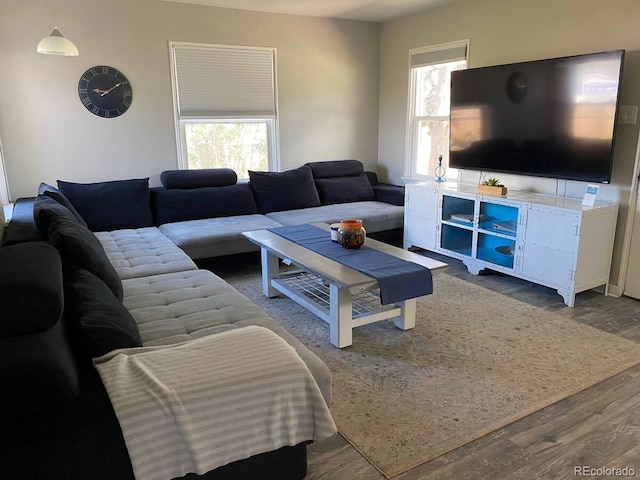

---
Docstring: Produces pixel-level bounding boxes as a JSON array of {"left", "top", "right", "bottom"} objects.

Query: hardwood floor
[{"left": 304, "top": 252, "right": 640, "bottom": 480}]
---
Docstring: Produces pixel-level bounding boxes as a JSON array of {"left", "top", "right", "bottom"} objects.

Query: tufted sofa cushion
[
  {"left": 95, "top": 227, "right": 197, "bottom": 279},
  {"left": 121, "top": 269, "right": 331, "bottom": 403},
  {"left": 265, "top": 201, "right": 405, "bottom": 233},
  {"left": 159, "top": 214, "right": 283, "bottom": 259}
]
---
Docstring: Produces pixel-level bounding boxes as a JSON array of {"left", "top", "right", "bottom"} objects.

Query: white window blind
[
  {"left": 172, "top": 44, "right": 276, "bottom": 117},
  {"left": 410, "top": 44, "right": 467, "bottom": 69}
]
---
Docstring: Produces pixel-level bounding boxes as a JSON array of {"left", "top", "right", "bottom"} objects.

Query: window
[
  {"left": 170, "top": 43, "right": 278, "bottom": 178},
  {"left": 405, "top": 41, "right": 468, "bottom": 180}
]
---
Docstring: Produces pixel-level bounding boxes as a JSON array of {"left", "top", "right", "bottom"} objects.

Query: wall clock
[{"left": 78, "top": 66, "right": 132, "bottom": 118}]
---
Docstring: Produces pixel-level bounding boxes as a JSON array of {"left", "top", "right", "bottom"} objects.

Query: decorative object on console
[
  {"left": 78, "top": 66, "right": 132, "bottom": 118},
  {"left": 582, "top": 184, "right": 600, "bottom": 207},
  {"left": 434, "top": 154, "right": 446, "bottom": 183},
  {"left": 478, "top": 178, "right": 507, "bottom": 196},
  {"left": 37, "top": 0, "right": 79, "bottom": 56},
  {"left": 337, "top": 219, "right": 366, "bottom": 249}
]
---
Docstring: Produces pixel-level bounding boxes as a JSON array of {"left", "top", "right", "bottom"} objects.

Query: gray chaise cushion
[
  {"left": 159, "top": 214, "right": 284, "bottom": 259},
  {"left": 95, "top": 227, "right": 197, "bottom": 280},
  {"left": 122, "top": 269, "right": 331, "bottom": 403},
  {"left": 265, "top": 201, "right": 404, "bottom": 233}
]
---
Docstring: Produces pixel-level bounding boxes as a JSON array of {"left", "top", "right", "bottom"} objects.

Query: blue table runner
[{"left": 267, "top": 224, "right": 433, "bottom": 305}]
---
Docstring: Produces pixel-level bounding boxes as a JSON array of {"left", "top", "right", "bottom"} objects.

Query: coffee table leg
[
  {"left": 330, "top": 284, "right": 352, "bottom": 348},
  {"left": 261, "top": 247, "right": 280, "bottom": 298},
  {"left": 393, "top": 298, "right": 416, "bottom": 330}
]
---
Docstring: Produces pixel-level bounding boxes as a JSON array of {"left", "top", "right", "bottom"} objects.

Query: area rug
[{"left": 224, "top": 269, "right": 640, "bottom": 478}]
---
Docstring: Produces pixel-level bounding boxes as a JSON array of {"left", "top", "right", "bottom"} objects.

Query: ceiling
[{"left": 160, "top": 0, "right": 461, "bottom": 22}]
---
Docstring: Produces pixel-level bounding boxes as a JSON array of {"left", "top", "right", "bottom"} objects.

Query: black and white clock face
[{"left": 78, "top": 66, "right": 132, "bottom": 118}]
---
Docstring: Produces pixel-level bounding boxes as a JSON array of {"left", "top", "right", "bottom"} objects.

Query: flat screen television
[{"left": 449, "top": 49, "right": 625, "bottom": 183}]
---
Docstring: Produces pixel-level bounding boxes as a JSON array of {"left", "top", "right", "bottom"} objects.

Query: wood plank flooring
[{"left": 304, "top": 251, "right": 640, "bottom": 480}]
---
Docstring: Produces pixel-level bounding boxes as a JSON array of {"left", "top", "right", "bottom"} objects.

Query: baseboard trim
[{"left": 608, "top": 284, "right": 623, "bottom": 297}]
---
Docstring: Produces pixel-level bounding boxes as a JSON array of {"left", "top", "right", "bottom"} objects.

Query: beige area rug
[{"left": 225, "top": 270, "right": 640, "bottom": 478}]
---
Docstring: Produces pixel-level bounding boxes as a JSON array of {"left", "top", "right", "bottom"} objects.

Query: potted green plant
[{"left": 478, "top": 178, "right": 508, "bottom": 196}]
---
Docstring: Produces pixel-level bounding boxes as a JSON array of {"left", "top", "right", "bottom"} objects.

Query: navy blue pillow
[
  {"left": 249, "top": 165, "right": 321, "bottom": 214},
  {"left": 153, "top": 184, "right": 259, "bottom": 225},
  {"left": 64, "top": 265, "right": 142, "bottom": 360},
  {"left": 305, "top": 160, "right": 364, "bottom": 179},
  {"left": 57, "top": 178, "right": 153, "bottom": 232},
  {"left": 314, "top": 175, "right": 375, "bottom": 205},
  {"left": 34, "top": 194, "right": 82, "bottom": 238},
  {"left": 47, "top": 214, "right": 123, "bottom": 301},
  {"left": 160, "top": 168, "right": 238, "bottom": 189},
  {"left": 38, "top": 183, "right": 88, "bottom": 227}
]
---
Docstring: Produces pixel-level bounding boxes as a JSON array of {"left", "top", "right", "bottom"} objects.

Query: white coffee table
[{"left": 242, "top": 223, "right": 448, "bottom": 348}]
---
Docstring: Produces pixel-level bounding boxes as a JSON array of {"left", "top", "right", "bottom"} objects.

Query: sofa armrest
[
  {"left": 2, "top": 197, "right": 42, "bottom": 246},
  {"left": 372, "top": 183, "right": 405, "bottom": 206},
  {"left": 0, "top": 243, "right": 81, "bottom": 420}
]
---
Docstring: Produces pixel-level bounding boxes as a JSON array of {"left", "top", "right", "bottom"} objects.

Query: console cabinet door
[
  {"left": 404, "top": 184, "right": 439, "bottom": 250},
  {"left": 519, "top": 206, "right": 579, "bottom": 288}
]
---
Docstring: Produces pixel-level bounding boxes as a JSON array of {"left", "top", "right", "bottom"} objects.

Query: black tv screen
[{"left": 449, "top": 49, "right": 625, "bottom": 183}]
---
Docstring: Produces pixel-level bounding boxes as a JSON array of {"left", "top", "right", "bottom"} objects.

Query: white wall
[
  {"left": 378, "top": 0, "right": 640, "bottom": 288},
  {"left": 0, "top": 0, "right": 380, "bottom": 199}
]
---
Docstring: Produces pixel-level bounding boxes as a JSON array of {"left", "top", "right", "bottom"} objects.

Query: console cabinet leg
[
  {"left": 463, "top": 259, "right": 484, "bottom": 276},
  {"left": 558, "top": 288, "right": 576, "bottom": 307}
]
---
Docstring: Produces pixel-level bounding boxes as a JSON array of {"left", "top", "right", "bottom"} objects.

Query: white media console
[{"left": 403, "top": 182, "right": 619, "bottom": 306}]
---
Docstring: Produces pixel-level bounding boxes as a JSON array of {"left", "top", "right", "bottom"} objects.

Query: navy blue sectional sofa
[{"left": 0, "top": 160, "right": 404, "bottom": 480}]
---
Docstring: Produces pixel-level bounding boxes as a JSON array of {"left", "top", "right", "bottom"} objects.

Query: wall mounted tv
[{"left": 449, "top": 49, "right": 625, "bottom": 183}]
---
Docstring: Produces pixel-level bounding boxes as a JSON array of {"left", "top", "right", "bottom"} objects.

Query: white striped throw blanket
[{"left": 94, "top": 325, "right": 337, "bottom": 480}]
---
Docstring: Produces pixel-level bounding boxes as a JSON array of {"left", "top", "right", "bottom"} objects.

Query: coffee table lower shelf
[{"left": 270, "top": 270, "right": 415, "bottom": 348}]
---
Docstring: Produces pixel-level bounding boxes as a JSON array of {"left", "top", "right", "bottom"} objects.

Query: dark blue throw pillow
[
  {"left": 57, "top": 178, "right": 153, "bottom": 232},
  {"left": 153, "top": 184, "right": 259, "bottom": 225},
  {"left": 249, "top": 165, "right": 321, "bottom": 214},
  {"left": 160, "top": 168, "right": 238, "bottom": 189},
  {"left": 47, "top": 214, "right": 124, "bottom": 301},
  {"left": 305, "top": 160, "right": 364, "bottom": 179},
  {"left": 64, "top": 265, "right": 142, "bottom": 360},
  {"left": 314, "top": 175, "right": 375, "bottom": 205},
  {"left": 38, "top": 182, "right": 88, "bottom": 227},
  {"left": 34, "top": 194, "right": 82, "bottom": 238}
]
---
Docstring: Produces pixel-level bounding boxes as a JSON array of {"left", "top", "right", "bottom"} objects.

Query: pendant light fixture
[{"left": 37, "top": 0, "right": 79, "bottom": 56}]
